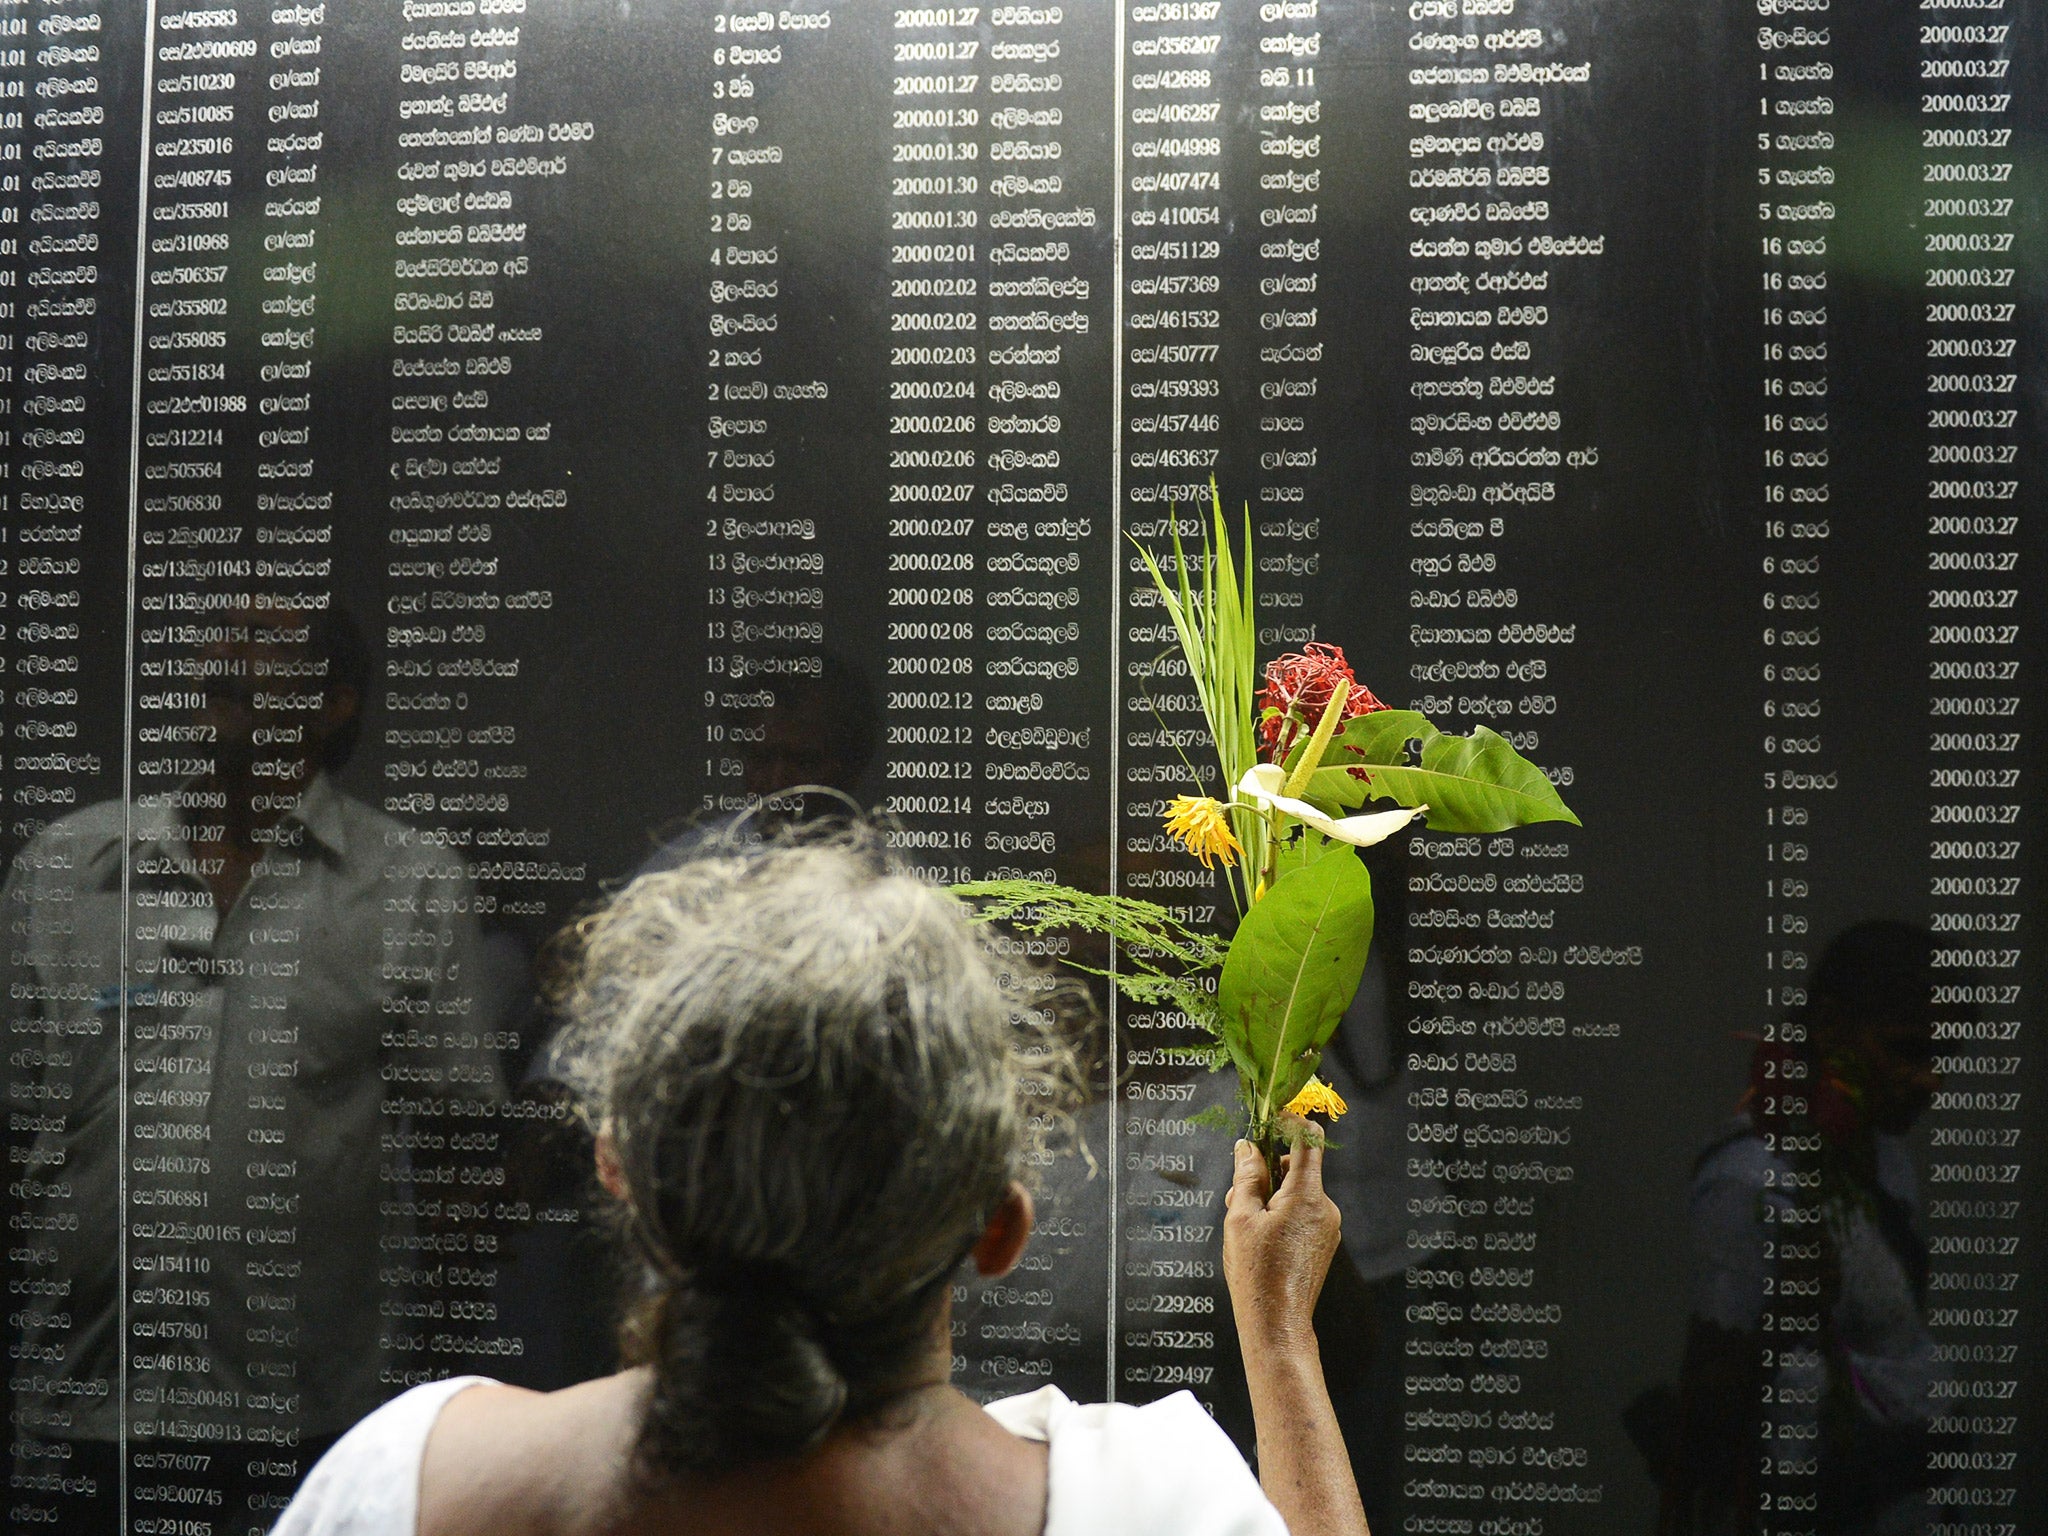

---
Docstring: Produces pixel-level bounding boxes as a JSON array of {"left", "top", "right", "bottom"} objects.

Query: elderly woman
[{"left": 277, "top": 836, "right": 1369, "bottom": 1536}]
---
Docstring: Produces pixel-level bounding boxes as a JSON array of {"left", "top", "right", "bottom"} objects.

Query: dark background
[{"left": 4, "top": 0, "right": 2042, "bottom": 1530}]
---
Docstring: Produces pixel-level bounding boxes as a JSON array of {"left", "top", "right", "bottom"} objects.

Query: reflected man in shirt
[{"left": 5, "top": 602, "right": 495, "bottom": 1530}]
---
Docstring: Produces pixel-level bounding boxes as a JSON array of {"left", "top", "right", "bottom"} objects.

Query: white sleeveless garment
[{"left": 271, "top": 1376, "right": 1291, "bottom": 1536}]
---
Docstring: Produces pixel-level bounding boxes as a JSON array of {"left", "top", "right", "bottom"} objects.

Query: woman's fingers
[
  {"left": 1279, "top": 1137, "right": 1324, "bottom": 1199},
  {"left": 1227, "top": 1138, "right": 1269, "bottom": 1214}
]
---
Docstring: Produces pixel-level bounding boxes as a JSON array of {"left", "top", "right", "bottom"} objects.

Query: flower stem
[
  {"left": 1255, "top": 1126, "right": 1286, "bottom": 1188},
  {"left": 1256, "top": 806, "right": 1282, "bottom": 899}
]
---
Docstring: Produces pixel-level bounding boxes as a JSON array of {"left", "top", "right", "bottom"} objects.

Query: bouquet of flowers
[{"left": 956, "top": 491, "right": 1579, "bottom": 1167}]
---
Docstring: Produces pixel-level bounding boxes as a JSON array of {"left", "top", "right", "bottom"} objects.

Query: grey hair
[{"left": 554, "top": 825, "right": 1089, "bottom": 1475}]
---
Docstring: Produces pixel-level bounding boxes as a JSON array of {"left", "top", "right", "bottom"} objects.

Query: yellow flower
[
  {"left": 1284, "top": 1074, "right": 1348, "bottom": 1120},
  {"left": 1163, "top": 795, "right": 1241, "bottom": 869}
]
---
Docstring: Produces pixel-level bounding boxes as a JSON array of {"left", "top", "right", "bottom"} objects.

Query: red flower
[{"left": 1258, "top": 643, "right": 1387, "bottom": 762}]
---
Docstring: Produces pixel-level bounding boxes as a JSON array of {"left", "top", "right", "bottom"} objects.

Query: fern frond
[{"left": 951, "top": 879, "right": 1224, "bottom": 1036}]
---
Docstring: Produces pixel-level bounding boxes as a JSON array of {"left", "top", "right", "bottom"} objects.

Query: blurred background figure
[{"left": 1634, "top": 921, "right": 1956, "bottom": 1536}]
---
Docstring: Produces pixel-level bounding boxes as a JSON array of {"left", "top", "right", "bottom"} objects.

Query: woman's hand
[{"left": 1224, "top": 1133, "right": 1343, "bottom": 1355}]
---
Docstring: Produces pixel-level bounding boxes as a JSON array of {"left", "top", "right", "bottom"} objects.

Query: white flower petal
[
  {"left": 1242, "top": 762, "right": 1289, "bottom": 797},
  {"left": 1235, "top": 764, "right": 1327, "bottom": 823},
  {"left": 1320, "top": 805, "right": 1428, "bottom": 847},
  {"left": 1235, "top": 765, "right": 1426, "bottom": 848}
]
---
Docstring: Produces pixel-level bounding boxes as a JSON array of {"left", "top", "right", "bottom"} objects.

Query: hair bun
[{"left": 643, "top": 1277, "right": 849, "bottom": 1472}]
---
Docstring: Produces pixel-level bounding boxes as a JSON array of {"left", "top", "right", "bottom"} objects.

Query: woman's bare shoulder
[
  {"left": 421, "top": 1373, "right": 647, "bottom": 1536},
  {"left": 421, "top": 1377, "right": 1054, "bottom": 1536}
]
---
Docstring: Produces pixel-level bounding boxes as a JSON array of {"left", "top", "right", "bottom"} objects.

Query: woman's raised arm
[{"left": 1223, "top": 1137, "right": 1372, "bottom": 1536}]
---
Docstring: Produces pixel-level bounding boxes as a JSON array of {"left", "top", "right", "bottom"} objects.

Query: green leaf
[
  {"left": 1268, "top": 824, "right": 1334, "bottom": 882},
  {"left": 1342, "top": 724, "right": 1580, "bottom": 833},
  {"left": 1300, "top": 770, "right": 1366, "bottom": 812},
  {"left": 1338, "top": 710, "right": 1438, "bottom": 765},
  {"left": 1128, "top": 480, "right": 1263, "bottom": 914},
  {"left": 1218, "top": 848, "right": 1374, "bottom": 1135},
  {"left": 1297, "top": 711, "right": 1438, "bottom": 808}
]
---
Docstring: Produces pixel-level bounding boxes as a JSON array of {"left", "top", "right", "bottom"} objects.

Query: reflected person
[
  {"left": 4, "top": 603, "right": 496, "bottom": 1525},
  {"left": 1655, "top": 922, "right": 1953, "bottom": 1536}
]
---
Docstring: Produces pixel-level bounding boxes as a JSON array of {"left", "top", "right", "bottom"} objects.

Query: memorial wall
[{"left": 0, "top": 0, "right": 2040, "bottom": 1530}]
